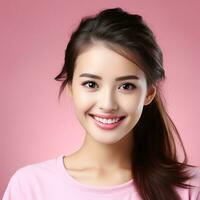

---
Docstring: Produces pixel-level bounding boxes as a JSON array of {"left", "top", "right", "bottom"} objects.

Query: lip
[{"left": 89, "top": 113, "right": 126, "bottom": 119}]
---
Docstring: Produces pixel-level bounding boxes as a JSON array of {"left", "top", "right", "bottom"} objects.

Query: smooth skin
[{"left": 64, "top": 41, "right": 156, "bottom": 186}]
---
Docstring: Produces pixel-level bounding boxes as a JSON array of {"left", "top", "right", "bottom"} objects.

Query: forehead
[{"left": 74, "top": 42, "right": 145, "bottom": 79}]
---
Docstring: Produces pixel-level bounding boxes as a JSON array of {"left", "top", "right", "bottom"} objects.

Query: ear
[{"left": 144, "top": 85, "right": 156, "bottom": 106}]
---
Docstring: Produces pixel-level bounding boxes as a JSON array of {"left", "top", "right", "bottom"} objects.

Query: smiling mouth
[
  {"left": 88, "top": 114, "right": 126, "bottom": 130},
  {"left": 89, "top": 114, "right": 126, "bottom": 123}
]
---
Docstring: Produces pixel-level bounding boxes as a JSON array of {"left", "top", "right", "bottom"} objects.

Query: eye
[
  {"left": 81, "top": 81, "right": 98, "bottom": 89},
  {"left": 119, "top": 83, "right": 136, "bottom": 91}
]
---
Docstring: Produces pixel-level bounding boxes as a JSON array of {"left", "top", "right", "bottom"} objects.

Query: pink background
[{"left": 1, "top": 0, "right": 200, "bottom": 197}]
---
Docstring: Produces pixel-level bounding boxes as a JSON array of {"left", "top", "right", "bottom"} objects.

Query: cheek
[
  {"left": 121, "top": 91, "right": 146, "bottom": 113},
  {"left": 72, "top": 89, "right": 95, "bottom": 111}
]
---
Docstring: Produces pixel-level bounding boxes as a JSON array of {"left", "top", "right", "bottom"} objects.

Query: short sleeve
[
  {"left": 3, "top": 171, "right": 25, "bottom": 199},
  {"left": 2, "top": 167, "right": 36, "bottom": 200}
]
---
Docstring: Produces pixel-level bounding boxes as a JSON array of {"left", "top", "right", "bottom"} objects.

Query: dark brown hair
[{"left": 55, "top": 7, "right": 195, "bottom": 200}]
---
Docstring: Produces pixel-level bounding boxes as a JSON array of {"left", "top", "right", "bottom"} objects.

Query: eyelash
[{"left": 81, "top": 81, "right": 136, "bottom": 91}]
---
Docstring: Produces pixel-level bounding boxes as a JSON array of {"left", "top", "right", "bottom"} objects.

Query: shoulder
[
  {"left": 3, "top": 155, "right": 64, "bottom": 199},
  {"left": 11, "top": 156, "right": 59, "bottom": 182},
  {"left": 182, "top": 165, "right": 200, "bottom": 199},
  {"left": 3, "top": 156, "right": 61, "bottom": 198},
  {"left": 187, "top": 165, "right": 200, "bottom": 187},
  {"left": 173, "top": 166, "right": 200, "bottom": 200}
]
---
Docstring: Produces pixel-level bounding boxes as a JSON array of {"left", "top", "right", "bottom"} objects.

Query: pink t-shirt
[{"left": 3, "top": 154, "right": 200, "bottom": 200}]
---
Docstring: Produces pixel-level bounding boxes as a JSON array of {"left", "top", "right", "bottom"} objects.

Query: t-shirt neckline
[{"left": 57, "top": 154, "right": 136, "bottom": 195}]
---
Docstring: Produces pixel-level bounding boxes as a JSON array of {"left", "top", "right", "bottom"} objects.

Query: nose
[{"left": 97, "top": 87, "right": 118, "bottom": 112}]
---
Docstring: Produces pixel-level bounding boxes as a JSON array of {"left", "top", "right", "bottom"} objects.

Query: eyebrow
[{"left": 79, "top": 73, "right": 139, "bottom": 81}]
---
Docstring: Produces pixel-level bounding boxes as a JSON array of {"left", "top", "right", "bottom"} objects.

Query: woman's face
[{"left": 67, "top": 42, "right": 156, "bottom": 144}]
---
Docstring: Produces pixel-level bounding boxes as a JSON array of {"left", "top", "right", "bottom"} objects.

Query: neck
[{"left": 76, "top": 130, "right": 133, "bottom": 171}]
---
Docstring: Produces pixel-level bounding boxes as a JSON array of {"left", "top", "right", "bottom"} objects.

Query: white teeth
[{"left": 94, "top": 116, "right": 120, "bottom": 124}]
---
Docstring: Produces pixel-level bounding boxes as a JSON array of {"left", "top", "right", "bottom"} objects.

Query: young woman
[{"left": 3, "top": 7, "right": 200, "bottom": 200}]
